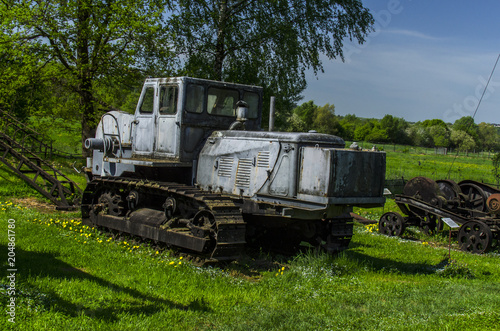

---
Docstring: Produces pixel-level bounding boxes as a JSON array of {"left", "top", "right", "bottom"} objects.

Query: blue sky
[{"left": 301, "top": 0, "right": 500, "bottom": 124}]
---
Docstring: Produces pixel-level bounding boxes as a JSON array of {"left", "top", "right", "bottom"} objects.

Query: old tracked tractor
[
  {"left": 379, "top": 176, "right": 500, "bottom": 253},
  {"left": 82, "top": 77, "right": 386, "bottom": 260}
]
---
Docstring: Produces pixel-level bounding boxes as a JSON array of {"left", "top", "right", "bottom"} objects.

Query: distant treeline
[{"left": 283, "top": 101, "right": 499, "bottom": 152}]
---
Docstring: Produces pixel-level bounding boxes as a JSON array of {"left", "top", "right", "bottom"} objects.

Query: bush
[{"left": 436, "top": 259, "right": 475, "bottom": 279}]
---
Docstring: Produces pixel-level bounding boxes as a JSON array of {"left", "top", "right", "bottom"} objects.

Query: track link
[{"left": 81, "top": 177, "right": 246, "bottom": 261}]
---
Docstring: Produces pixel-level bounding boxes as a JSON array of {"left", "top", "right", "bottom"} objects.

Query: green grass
[
  {"left": 1, "top": 141, "right": 500, "bottom": 329},
  {"left": 1, "top": 199, "right": 500, "bottom": 330},
  {"left": 385, "top": 150, "right": 496, "bottom": 183}
]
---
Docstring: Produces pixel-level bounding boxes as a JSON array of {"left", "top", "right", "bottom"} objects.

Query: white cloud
[{"left": 384, "top": 29, "right": 443, "bottom": 41}]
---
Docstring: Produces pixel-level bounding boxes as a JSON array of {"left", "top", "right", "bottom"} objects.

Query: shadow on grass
[
  {"left": 0, "top": 244, "right": 211, "bottom": 322},
  {"left": 344, "top": 248, "right": 446, "bottom": 275}
]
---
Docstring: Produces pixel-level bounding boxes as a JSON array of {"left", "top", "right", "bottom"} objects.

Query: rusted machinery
[
  {"left": 379, "top": 176, "right": 500, "bottom": 253},
  {"left": 82, "top": 77, "right": 386, "bottom": 261},
  {"left": 0, "top": 110, "right": 81, "bottom": 209}
]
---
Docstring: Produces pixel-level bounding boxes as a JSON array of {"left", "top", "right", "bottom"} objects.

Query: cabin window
[
  {"left": 159, "top": 85, "right": 178, "bottom": 115},
  {"left": 139, "top": 87, "right": 155, "bottom": 114},
  {"left": 243, "top": 92, "right": 259, "bottom": 119},
  {"left": 186, "top": 84, "right": 204, "bottom": 113},
  {"left": 207, "top": 87, "right": 239, "bottom": 116}
]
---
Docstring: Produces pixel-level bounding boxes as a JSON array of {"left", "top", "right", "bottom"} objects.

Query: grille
[
  {"left": 257, "top": 151, "right": 270, "bottom": 168},
  {"left": 235, "top": 158, "right": 253, "bottom": 187},
  {"left": 218, "top": 157, "right": 234, "bottom": 177}
]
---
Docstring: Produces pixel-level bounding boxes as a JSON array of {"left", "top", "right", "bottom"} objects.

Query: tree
[
  {"left": 312, "top": 104, "right": 343, "bottom": 136},
  {"left": 294, "top": 101, "right": 318, "bottom": 129},
  {"left": 2, "top": 0, "right": 170, "bottom": 156},
  {"left": 380, "top": 114, "right": 409, "bottom": 144},
  {"left": 478, "top": 122, "right": 499, "bottom": 150},
  {"left": 421, "top": 119, "right": 448, "bottom": 129},
  {"left": 427, "top": 125, "right": 450, "bottom": 148},
  {"left": 169, "top": 0, "right": 374, "bottom": 117},
  {"left": 285, "top": 113, "right": 307, "bottom": 133},
  {"left": 354, "top": 121, "right": 374, "bottom": 141},
  {"left": 405, "top": 125, "right": 433, "bottom": 147},
  {"left": 453, "top": 116, "right": 478, "bottom": 141},
  {"left": 493, "top": 152, "right": 500, "bottom": 185},
  {"left": 365, "top": 127, "right": 388, "bottom": 143},
  {"left": 339, "top": 114, "right": 361, "bottom": 140},
  {"left": 451, "top": 130, "right": 476, "bottom": 154}
]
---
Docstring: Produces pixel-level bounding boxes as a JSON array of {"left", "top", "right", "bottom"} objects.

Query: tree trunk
[
  {"left": 80, "top": 78, "right": 96, "bottom": 158},
  {"left": 214, "top": 0, "right": 228, "bottom": 81},
  {"left": 77, "top": 0, "right": 95, "bottom": 158}
]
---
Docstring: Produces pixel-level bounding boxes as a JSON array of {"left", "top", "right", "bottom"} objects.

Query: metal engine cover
[{"left": 196, "top": 130, "right": 386, "bottom": 208}]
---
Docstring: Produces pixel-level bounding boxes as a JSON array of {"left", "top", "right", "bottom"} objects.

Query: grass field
[
  {"left": 385, "top": 151, "right": 497, "bottom": 184},
  {"left": 1, "top": 199, "right": 499, "bottom": 330},
  {"left": 1, "top": 146, "right": 500, "bottom": 330}
]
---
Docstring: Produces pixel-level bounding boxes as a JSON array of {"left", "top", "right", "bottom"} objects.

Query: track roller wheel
[
  {"left": 98, "top": 191, "right": 125, "bottom": 216},
  {"left": 188, "top": 210, "right": 217, "bottom": 240},
  {"left": 458, "top": 220, "right": 492, "bottom": 254},
  {"left": 379, "top": 212, "right": 405, "bottom": 236}
]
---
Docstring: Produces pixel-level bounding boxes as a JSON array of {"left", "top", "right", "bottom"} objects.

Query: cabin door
[
  {"left": 155, "top": 84, "right": 179, "bottom": 157},
  {"left": 133, "top": 84, "right": 156, "bottom": 156}
]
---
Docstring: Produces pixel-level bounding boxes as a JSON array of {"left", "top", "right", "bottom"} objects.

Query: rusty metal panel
[
  {"left": 298, "top": 147, "right": 332, "bottom": 197},
  {"left": 196, "top": 132, "right": 280, "bottom": 197},
  {"left": 156, "top": 115, "right": 178, "bottom": 155},
  {"left": 269, "top": 154, "right": 290, "bottom": 196},
  {"left": 329, "top": 149, "right": 386, "bottom": 198}
]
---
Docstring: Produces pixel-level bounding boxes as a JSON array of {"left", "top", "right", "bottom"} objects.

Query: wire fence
[{"left": 347, "top": 141, "right": 498, "bottom": 159}]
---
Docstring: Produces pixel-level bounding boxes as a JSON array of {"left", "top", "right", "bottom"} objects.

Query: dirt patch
[{"left": 11, "top": 197, "right": 56, "bottom": 213}]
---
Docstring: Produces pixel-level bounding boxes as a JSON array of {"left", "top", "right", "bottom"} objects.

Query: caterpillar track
[{"left": 81, "top": 177, "right": 246, "bottom": 261}]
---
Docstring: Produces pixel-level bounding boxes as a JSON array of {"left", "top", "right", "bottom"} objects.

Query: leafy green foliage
[
  {"left": 288, "top": 101, "right": 343, "bottom": 135},
  {"left": 451, "top": 130, "right": 476, "bottom": 153},
  {"left": 379, "top": 114, "right": 410, "bottom": 144},
  {"left": 1, "top": 0, "right": 172, "bottom": 154},
  {"left": 492, "top": 152, "right": 500, "bottom": 184},
  {"left": 170, "top": 0, "right": 374, "bottom": 123},
  {"left": 293, "top": 101, "right": 317, "bottom": 129}
]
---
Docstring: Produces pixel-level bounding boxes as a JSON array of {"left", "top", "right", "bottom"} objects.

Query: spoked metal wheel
[
  {"left": 458, "top": 220, "right": 492, "bottom": 254},
  {"left": 459, "top": 182, "right": 487, "bottom": 213},
  {"left": 379, "top": 212, "right": 405, "bottom": 236},
  {"left": 436, "top": 179, "right": 461, "bottom": 200},
  {"left": 419, "top": 213, "right": 442, "bottom": 235}
]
